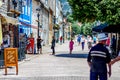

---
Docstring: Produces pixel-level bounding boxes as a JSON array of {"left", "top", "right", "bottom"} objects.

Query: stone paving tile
[
  {"left": 0, "top": 76, "right": 89, "bottom": 80},
  {"left": 0, "top": 76, "right": 120, "bottom": 80}
]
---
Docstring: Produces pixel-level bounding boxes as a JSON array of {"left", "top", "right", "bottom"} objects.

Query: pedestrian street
[{"left": 0, "top": 41, "right": 120, "bottom": 80}]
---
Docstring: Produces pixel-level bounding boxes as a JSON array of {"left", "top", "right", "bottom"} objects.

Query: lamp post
[
  {"left": 63, "top": 23, "right": 65, "bottom": 43},
  {"left": 53, "top": 16, "right": 56, "bottom": 36},
  {"left": 36, "top": 8, "right": 41, "bottom": 38}
]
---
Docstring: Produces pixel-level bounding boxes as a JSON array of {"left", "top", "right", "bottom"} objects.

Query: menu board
[{"left": 4, "top": 48, "right": 18, "bottom": 75}]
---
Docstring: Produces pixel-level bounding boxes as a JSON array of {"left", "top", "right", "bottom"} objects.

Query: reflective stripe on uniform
[{"left": 90, "top": 51, "right": 106, "bottom": 58}]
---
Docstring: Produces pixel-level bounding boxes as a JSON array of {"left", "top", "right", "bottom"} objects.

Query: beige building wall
[
  {"left": 32, "top": 0, "right": 49, "bottom": 46},
  {"left": 48, "top": 0, "right": 56, "bottom": 45},
  {"left": 31, "top": 0, "right": 39, "bottom": 46}
]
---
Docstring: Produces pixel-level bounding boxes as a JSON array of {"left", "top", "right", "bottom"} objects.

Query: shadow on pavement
[{"left": 55, "top": 53, "right": 88, "bottom": 58}]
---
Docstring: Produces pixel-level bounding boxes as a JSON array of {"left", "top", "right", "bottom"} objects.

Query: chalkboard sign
[{"left": 4, "top": 48, "right": 18, "bottom": 75}]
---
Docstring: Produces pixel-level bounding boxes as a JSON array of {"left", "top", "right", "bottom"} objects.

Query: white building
[{"left": 55, "top": 0, "right": 63, "bottom": 43}]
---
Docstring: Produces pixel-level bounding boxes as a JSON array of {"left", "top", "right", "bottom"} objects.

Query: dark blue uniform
[{"left": 87, "top": 43, "right": 111, "bottom": 80}]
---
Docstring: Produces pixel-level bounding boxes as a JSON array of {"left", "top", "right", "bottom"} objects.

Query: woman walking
[{"left": 69, "top": 38, "right": 74, "bottom": 54}]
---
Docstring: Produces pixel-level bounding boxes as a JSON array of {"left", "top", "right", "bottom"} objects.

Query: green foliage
[
  {"left": 68, "top": 0, "right": 98, "bottom": 23},
  {"left": 67, "top": 14, "right": 74, "bottom": 23},
  {"left": 80, "top": 23, "right": 93, "bottom": 36},
  {"left": 67, "top": 0, "right": 120, "bottom": 25},
  {"left": 97, "top": 0, "right": 120, "bottom": 24},
  {"left": 71, "top": 22, "right": 81, "bottom": 35}
]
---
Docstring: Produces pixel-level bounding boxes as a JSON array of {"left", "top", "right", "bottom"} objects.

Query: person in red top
[
  {"left": 69, "top": 38, "right": 74, "bottom": 54},
  {"left": 106, "top": 37, "right": 110, "bottom": 46},
  {"left": 60, "top": 36, "right": 62, "bottom": 45}
]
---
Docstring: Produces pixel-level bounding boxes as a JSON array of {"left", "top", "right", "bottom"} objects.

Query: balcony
[{"left": 7, "top": 0, "right": 21, "bottom": 18}]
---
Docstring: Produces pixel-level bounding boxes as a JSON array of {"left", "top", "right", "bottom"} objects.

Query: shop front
[
  {"left": 0, "top": 13, "right": 19, "bottom": 47},
  {"left": 0, "top": 13, "right": 19, "bottom": 66}
]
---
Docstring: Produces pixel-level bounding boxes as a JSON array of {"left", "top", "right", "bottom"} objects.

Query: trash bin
[
  {"left": 18, "top": 47, "right": 26, "bottom": 61},
  {"left": 18, "top": 48, "right": 22, "bottom": 61}
]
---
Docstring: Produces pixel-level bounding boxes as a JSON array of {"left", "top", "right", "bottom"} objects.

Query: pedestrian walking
[
  {"left": 77, "top": 35, "right": 81, "bottom": 45},
  {"left": 60, "top": 36, "right": 62, "bottom": 45},
  {"left": 81, "top": 35, "right": 85, "bottom": 50},
  {"left": 69, "top": 38, "right": 74, "bottom": 54},
  {"left": 87, "top": 33, "right": 111, "bottom": 80},
  {"left": 111, "top": 35, "right": 116, "bottom": 56},
  {"left": 87, "top": 35, "right": 92, "bottom": 50},
  {"left": 37, "top": 36, "right": 43, "bottom": 54},
  {"left": 93, "top": 36, "right": 97, "bottom": 44},
  {"left": 51, "top": 36, "right": 56, "bottom": 55}
]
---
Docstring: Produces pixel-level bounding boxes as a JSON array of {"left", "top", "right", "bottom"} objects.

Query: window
[
  {"left": 7, "top": 0, "right": 10, "bottom": 12},
  {"left": 18, "top": 1, "right": 22, "bottom": 13},
  {"left": 28, "top": 7, "right": 30, "bottom": 16},
  {"left": 45, "top": 0, "right": 48, "bottom": 4},
  {"left": 22, "top": 7, "right": 24, "bottom": 14},
  {"left": 2, "top": 0, "right": 5, "bottom": 2}
]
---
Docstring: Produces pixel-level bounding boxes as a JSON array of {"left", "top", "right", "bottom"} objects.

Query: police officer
[{"left": 87, "top": 33, "right": 111, "bottom": 80}]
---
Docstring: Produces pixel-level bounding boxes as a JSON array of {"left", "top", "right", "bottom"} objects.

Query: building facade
[
  {"left": 19, "top": 0, "right": 32, "bottom": 37},
  {"left": 0, "top": 0, "right": 21, "bottom": 47}
]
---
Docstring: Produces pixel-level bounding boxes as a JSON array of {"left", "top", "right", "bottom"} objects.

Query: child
[{"left": 69, "top": 38, "right": 74, "bottom": 54}]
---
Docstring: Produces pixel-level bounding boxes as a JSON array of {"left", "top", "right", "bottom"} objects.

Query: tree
[
  {"left": 72, "top": 22, "right": 81, "bottom": 35},
  {"left": 67, "top": 0, "right": 120, "bottom": 25},
  {"left": 67, "top": 14, "right": 74, "bottom": 23},
  {"left": 97, "top": 0, "right": 120, "bottom": 24},
  {"left": 80, "top": 23, "right": 93, "bottom": 36}
]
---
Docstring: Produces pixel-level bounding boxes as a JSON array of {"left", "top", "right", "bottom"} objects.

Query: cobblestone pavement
[{"left": 0, "top": 40, "right": 120, "bottom": 80}]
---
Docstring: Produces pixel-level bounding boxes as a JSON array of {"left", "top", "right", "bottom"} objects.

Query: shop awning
[
  {"left": 103, "top": 24, "right": 120, "bottom": 33},
  {"left": 92, "top": 23, "right": 120, "bottom": 33},
  {"left": 92, "top": 23, "right": 108, "bottom": 32},
  {"left": 0, "top": 13, "right": 18, "bottom": 25}
]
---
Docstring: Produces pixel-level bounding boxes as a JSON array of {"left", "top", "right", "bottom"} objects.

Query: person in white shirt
[
  {"left": 81, "top": 35, "right": 85, "bottom": 50},
  {"left": 2, "top": 32, "right": 10, "bottom": 48},
  {"left": 87, "top": 35, "right": 92, "bottom": 50}
]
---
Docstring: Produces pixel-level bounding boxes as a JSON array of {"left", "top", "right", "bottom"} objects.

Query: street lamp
[
  {"left": 36, "top": 8, "right": 41, "bottom": 38},
  {"left": 53, "top": 16, "right": 56, "bottom": 36},
  {"left": 63, "top": 23, "right": 65, "bottom": 43}
]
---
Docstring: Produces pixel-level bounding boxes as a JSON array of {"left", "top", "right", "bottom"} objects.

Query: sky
[{"left": 59, "top": 0, "right": 72, "bottom": 15}]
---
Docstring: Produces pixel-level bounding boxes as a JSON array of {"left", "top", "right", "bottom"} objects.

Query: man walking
[{"left": 87, "top": 33, "right": 111, "bottom": 80}]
